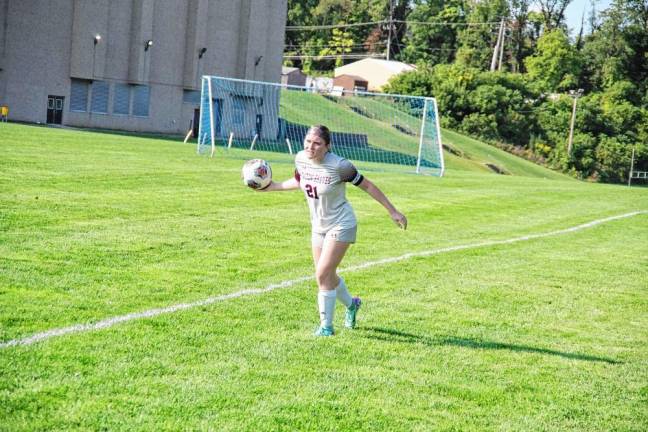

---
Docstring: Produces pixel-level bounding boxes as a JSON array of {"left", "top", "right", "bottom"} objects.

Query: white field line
[{"left": 2, "top": 210, "right": 645, "bottom": 350}]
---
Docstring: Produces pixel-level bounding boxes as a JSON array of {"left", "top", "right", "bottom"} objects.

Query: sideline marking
[{"left": 2, "top": 211, "right": 645, "bottom": 349}]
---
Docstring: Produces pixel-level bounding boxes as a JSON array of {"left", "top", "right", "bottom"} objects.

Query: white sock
[
  {"left": 335, "top": 276, "right": 353, "bottom": 308},
  {"left": 318, "top": 290, "right": 336, "bottom": 327}
]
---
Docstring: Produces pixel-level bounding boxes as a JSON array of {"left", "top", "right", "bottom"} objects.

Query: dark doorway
[
  {"left": 193, "top": 109, "right": 200, "bottom": 138},
  {"left": 213, "top": 98, "right": 222, "bottom": 135},
  {"left": 47, "top": 95, "right": 64, "bottom": 124},
  {"left": 256, "top": 114, "right": 263, "bottom": 136}
]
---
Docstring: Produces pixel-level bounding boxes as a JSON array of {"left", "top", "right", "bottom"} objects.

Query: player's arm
[
  {"left": 357, "top": 178, "right": 407, "bottom": 230},
  {"left": 261, "top": 177, "right": 300, "bottom": 192}
]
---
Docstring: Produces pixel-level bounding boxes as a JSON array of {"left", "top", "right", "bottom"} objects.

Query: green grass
[
  {"left": 440, "top": 129, "right": 569, "bottom": 179},
  {"left": 1, "top": 123, "right": 647, "bottom": 431}
]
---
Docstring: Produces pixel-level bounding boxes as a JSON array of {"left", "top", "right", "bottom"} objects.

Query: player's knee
[{"left": 315, "top": 266, "right": 336, "bottom": 288}]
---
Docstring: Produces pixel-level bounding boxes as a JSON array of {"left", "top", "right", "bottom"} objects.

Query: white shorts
[{"left": 311, "top": 226, "right": 357, "bottom": 248}]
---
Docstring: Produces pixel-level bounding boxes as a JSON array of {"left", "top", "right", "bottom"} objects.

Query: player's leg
[
  {"left": 311, "top": 242, "right": 322, "bottom": 267},
  {"left": 313, "top": 242, "right": 359, "bottom": 324},
  {"left": 313, "top": 238, "right": 353, "bottom": 307},
  {"left": 343, "top": 283, "right": 361, "bottom": 329},
  {"left": 316, "top": 237, "right": 350, "bottom": 290},
  {"left": 327, "top": 227, "right": 361, "bottom": 328},
  {"left": 312, "top": 237, "right": 352, "bottom": 307},
  {"left": 314, "top": 237, "right": 351, "bottom": 335},
  {"left": 311, "top": 243, "right": 336, "bottom": 334},
  {"left": 312, "top": 233, "right": 332, "bottom": 335}
]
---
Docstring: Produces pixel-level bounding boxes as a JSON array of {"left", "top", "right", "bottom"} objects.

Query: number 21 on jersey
[{"left": 305, "top": 184, "right": 319, "bottom": 199}]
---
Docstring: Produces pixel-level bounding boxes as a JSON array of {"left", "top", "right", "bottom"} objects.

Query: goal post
[
  {"left": 197, "top": 76, "right": 215, "bottom": 156},
  {"left": 198, "top": 75, "right": 444, "bottom": 176}
]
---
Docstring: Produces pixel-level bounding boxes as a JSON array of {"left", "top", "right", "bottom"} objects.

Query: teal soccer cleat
[
  {"left": 314, "top": 325, "right": 335, "bottom": 337},
  {"left": 344, "top": 297, "right": 362, "bottom": 329}
]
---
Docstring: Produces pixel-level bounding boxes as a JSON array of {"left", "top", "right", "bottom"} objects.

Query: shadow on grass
[{"left": 360, "top": 326, "right": 621, "bottom": 364}]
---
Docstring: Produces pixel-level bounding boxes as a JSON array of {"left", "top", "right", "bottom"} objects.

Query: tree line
[{"left": 286, "top": 0, "right": 647, "bottom": 184}]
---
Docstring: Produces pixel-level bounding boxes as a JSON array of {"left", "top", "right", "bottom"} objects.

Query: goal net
[{"left": 198, "top": 75, "right": 444, "bottom": 176}]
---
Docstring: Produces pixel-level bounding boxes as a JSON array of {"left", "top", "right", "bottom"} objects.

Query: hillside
[
  {"left": 277, "top": 90, "right": 568, "bottom": 180},
  {"left": 440, "top": 128, "right": 570, "bottom": 180}
]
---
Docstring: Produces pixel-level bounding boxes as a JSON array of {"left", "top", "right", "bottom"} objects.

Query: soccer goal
[{"left": 198, "top": 75, "right": 444, "bottom": 176}]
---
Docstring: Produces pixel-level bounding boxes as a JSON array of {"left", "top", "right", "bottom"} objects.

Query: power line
[
  {"left": 286, "top": 21, "right": 386, "bottom": 31},
  {"left": 391, "top": 41, "right": 454, "bottom": 50},
  {"left": 286, "top": 19, "right": 505, "bottom": 32},
  {"left": 283, "top": 53, "right": 386, "bottom": 60},
  {"left": 285, "top": 37, "right": 503, "bottom": 57},
  {"left": 285, "top": 42, "right": 386, "bottom": 50},
  {"left": 394, "top": 20, "right": 502, "bottom": 27},
  {"left": 286, "top": 27, "right": 502, "bottom": 53}
]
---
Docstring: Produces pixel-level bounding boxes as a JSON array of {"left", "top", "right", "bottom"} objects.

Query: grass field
[{"left": 1, "top": 123, "right": 647, "bottom": 431}]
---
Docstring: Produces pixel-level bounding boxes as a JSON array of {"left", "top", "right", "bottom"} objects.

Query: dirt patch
[
  {"left": 443, "top": 143, "right": 466, "bottom": 158},
  {"left": 484, "top": 163, "right": 509, "bottom": 175}
]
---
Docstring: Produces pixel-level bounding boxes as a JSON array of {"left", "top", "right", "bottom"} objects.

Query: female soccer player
[{"left": 261, "top": 125, "right": 407, "bottom": 336}]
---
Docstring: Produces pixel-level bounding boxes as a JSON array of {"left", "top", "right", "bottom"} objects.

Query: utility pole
[
  {"left": 386, "top": 0, "right": 394, "bottom": 60},
  {"left": 628, "top": 146, "right": 635, "bottom": 186},
  {"left": 567, "top": 89, "right": 584, "bottom": 157},
  {"left": 498, "top": 21, "right": 505, "bottom": 71},
  {"left": 490, "top": 19, "right": 505, "bottom": 72}
]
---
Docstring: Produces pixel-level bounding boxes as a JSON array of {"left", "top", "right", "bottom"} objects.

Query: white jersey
[{"left": 294, "top": 150, "right": 364, "bottom": 233}]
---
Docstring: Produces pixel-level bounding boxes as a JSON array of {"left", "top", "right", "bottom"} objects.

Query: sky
[{"left": 562, "top": 0, "right": 613, "bottom": 35}]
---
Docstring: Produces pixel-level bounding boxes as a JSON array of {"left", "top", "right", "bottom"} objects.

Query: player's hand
[{"left": 390, "top": 211, "right": 407, "bottom": 230}]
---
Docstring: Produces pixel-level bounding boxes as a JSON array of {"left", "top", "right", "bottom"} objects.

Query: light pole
[
  {"left": 92, "top": 34, "right": 101, "bottom": 79},
  {"left": 196, "top": 47, "right": 207, "bottom": 87},
  {"left": 143, "top": 40, "right": 153, "bottom": 82},
  {"left": 567, "top": 89, "right": 584, "bottom": 157}
]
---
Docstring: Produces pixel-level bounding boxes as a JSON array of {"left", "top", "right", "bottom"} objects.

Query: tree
[
  {"left": 509, "top": 0, "right": 532, "bottom": 72},
  {"left": 285, "top": 1, "right": 412, "bottom": 72},
  {"left": 455, "top": 0, "right": 509, "bottom": 70},
  {"left": 385, "top": 0, "right": 411, "bottom": 60},
  {"left": 525, "top": 29, "right": 581, "bottom": 92},
  {"left": 580, "top": 0, "right": 648, "bottom": 96},
  {"left": 398, "top": 0, "right": 466, "bottom": 66},
  {"left": 285, "top": 0, "right": 322, "bottom": 70},
  {"left": 595, "top": 136, "right": 634, "bottom": 183},
  {"left": 535, "top": 0, "right": 571, "bottom": 30},
  {"left": 385, "top": 64, "right": 539, "bottom": 144},
  {"left": 319, "top": 28, "right": 354, "bottom": 67}
]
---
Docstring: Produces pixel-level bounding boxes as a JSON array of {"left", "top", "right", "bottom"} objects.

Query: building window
[
  {"left": 183, "top": 90, "right": 200, "bottom": 104},
  {"left": 90, "top": 81, "right": 109, "bottom": 114},
  {"left": 233, "top": 96, "right": 245, "bottom": 125},
  {"left": 113, "top": 84, "right": 130, "bottom": 115},
  {"left": 70, "top": 79, "right": 89, "bottom": 112},
  {"left": 132, "top": 85, "right": 150, "bottom": 117}
]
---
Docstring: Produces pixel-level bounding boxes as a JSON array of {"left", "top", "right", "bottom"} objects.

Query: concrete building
[
  {"left": 334, "top": 58, "right": 415, "bottom": 91},
  {"left": 0, "top": 0, "right": 287, "bottom": 134}
]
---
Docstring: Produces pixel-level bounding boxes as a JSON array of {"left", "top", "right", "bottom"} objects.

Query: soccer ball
[{"left": 242, "top": 159, "right": 272, "bottom": 190}]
